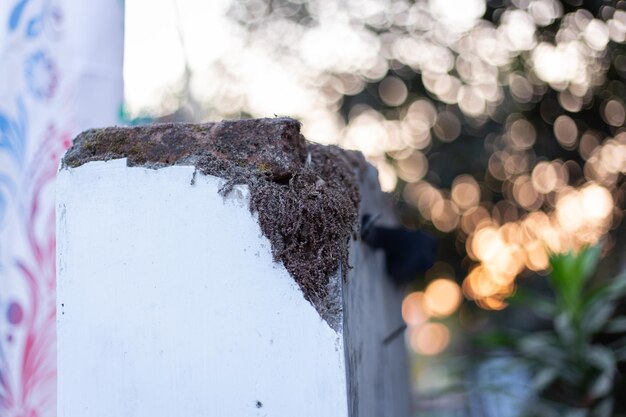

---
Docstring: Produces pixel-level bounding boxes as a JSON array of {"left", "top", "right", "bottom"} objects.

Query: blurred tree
[
  {"left": 123, "top": 1, "right": 626, "bottom": 412},
  {"left": 208, "top": 0, "right": 626, "bottom": 310},
  {"left": 134, "top": 0, "right": 626, "bottom": 314},
  {"left": 121, "top": 0, "right": 626, "bottom": 411}
]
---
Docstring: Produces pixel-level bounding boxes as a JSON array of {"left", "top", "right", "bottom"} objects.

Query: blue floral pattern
[
  {"left": 25, "top": 50, "right": 57, "bottom": 100},
  {"left": 0, "top": 98, "right": 28, "bottom": 163},
  {"left": 8, "top": 0, "right": 52, "bottom": 38},
  {"left": 1, "top": 1, "right": 122, "bottom": 414},
  {"left": 7, "top": 0, "right": 31, "bottom": 32},
  {"left": 2, "top": 0, "right": 60, "bottom": 415}
]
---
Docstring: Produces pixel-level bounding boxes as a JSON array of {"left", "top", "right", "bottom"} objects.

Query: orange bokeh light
[{"left": 423, "top": 279, "right": 462, "bottom": 318}]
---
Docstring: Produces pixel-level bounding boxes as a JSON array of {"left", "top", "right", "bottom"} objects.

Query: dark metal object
[
  {"left": 360, "top": 214, "right": 437, "bottom": 284},
  {"left": 382, "top": 324, "right": 408, "bottom": 345}
]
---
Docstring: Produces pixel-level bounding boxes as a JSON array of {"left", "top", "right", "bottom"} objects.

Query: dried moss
[
  {"left": 63, "top": 118, "right": 362, "bottom": 328},
  {"left": 247, "top": 145, "right": 361, "bottom": 329}
]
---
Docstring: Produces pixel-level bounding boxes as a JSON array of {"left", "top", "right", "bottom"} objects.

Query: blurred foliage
[
  {"left": 137, "top": 0, "right": 626, "bottom": 310},
  {"left": 481, "top": 245, "right": 626, "bottom": 416},
  {"left": 125, "top": 0, "right": 626, "bottom": 411}
]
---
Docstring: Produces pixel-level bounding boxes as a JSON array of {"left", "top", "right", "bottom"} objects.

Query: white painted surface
[{"left": 57, "top": 159, "right": 348, "bottom": 417}]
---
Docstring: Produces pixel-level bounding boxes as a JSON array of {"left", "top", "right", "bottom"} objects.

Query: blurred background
[
  {"left": 123, "top": 1, "right": 626, "bottom": 414},
  {"left": 6, "top": 0, "right": 626, "bottom": 415}
]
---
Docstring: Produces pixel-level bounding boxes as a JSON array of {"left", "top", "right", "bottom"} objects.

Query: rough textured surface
[
  {"left": 64, "top": 118, "right": 307, "bottom": 181},
  {"left": 62, "top": 118, "right": 361, "bottom": 323}
]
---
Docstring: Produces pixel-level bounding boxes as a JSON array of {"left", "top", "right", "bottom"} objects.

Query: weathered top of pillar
[
  {"left": 64, "top": 118, "right": 307, "bottom": 182},
  {"left": 62, "top": 117, "right": 366, "bottom": 330}
]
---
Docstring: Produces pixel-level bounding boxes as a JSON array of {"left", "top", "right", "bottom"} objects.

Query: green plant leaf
[
  {"left": 605, "top": 317, "right": 626, "bottom": 333},
  {"left": 580, "top": 301, "right": 617, "bottom": 337},
  {"left": 583, "top": 272, "right": 626, "bottom": 306},
  {"left": 548, "top": 250, "right": 577, "bottom": 297},
  {"left": 532, "top": 367, "right": 559, "bottom": 392},
  {"left": 575, "top": 244, "right": 603, "bottom": 285},
  {"left": 610, "top": 337, "right": 626, "bottom": 362},
  {"left": 554, "top": 312, "right": 577, "bottom": 345},
  {"left": 590, "top": 374, "right": 613, "bottom": 399},
  {"left": 586, "top": 345, "right": 616, "bottom": 374},
  {"left": 585, "top": 345, "right": 616, "bottom": 400},
  {"left": 607, "top": 271, "right": 626, "bottom": 298},
  {"left": 518, "top": 333, "right": 566, "bottom": 366},
  {"left": 577, "top": 272, "right": 626, "bottom": 336},
  {"left": 548, "top": 245, "right": 602, "bottom": 317}
]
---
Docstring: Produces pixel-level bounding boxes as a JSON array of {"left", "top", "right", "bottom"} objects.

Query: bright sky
[
  {"left": 124, "top": 0, "right": 622, "bottom": 119},
  {"left": 123, "top": 0, "right": 489, "bottom": 115},
  {"left": 124, "top": 0, "right": 235, "bottom": 114}
]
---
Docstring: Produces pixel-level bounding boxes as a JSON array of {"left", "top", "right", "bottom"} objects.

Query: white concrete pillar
[{"left": 56, "top": 118, "right": 410, "bottom": 417}]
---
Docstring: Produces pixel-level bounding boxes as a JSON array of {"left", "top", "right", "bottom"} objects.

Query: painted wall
[
  {"left": 0, "top": 1, "right": 123, "bottom": 415},
  {"left": 56, "top": 160, "right": 349, "bottom": 417}
]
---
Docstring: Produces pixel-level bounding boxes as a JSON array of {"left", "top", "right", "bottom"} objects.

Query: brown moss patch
[{"left": 63, "top": 118, "right": 362, "bottom": 329}]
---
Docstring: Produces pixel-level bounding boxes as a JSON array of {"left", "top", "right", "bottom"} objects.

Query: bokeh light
[
  {"left": 402, "top": 291, "right": 429, "bottom": 327},
  {"left": 125, "top": 0, "right": 626, "bottom": 312},
  {"left": 424, "top": 279, "right": 462, "bottom": 318},
  {"left": 409, "top": 322, "right": 451, "bottom": 356}
]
